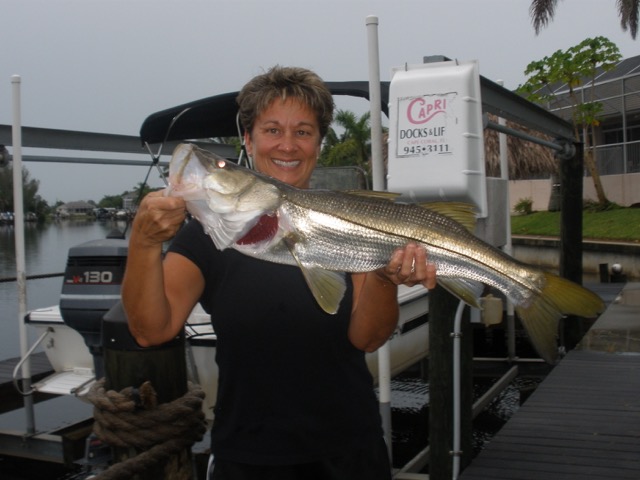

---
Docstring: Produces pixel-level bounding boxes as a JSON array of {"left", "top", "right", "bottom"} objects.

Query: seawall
[{"left": 511, "top": 236, "right": 640, "bottom": 281}]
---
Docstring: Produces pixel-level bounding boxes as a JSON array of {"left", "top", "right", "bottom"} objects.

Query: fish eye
[{"left": 217, "top": 160, "right": 226, "bottom": 168}]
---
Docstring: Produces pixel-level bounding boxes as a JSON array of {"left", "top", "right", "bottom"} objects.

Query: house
[
  {"left": 518, "top": 55, "right": 640, "bottom": 209},
  {"left": 56, "top": 200, "right": 94, "bottom": 217},
  {"left": 121, "top": 191, "right": 138, "bottom": 212}
]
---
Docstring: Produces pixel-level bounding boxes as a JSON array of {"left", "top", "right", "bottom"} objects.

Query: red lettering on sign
[{"left": 407, "top": 97, "right": 446, "bottom": 125}]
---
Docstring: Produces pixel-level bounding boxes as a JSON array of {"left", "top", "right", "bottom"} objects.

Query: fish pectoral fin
[
  {"left": 437, "top": 278, "right": 484, "bottom": 309},
  {"left": 283, "top": 235, "right": 346, "bottom": 315},
  {"left": 299, "top": 266, "right": 347, "bottom": 315}
]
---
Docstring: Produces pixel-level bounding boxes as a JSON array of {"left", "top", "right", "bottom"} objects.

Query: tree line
[{"left": 0, "top": 167, "right": 155, "bottom": 222}]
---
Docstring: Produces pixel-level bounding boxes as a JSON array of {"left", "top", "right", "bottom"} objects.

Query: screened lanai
[{"left": 542, "top": 55, "right": 640, "bottom": 176}]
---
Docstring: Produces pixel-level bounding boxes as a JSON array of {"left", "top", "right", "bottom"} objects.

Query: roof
[
  {"left": 543, "top": 55, "right": 640, "bottom": 121},
  {"left": 545, "top": 54, "right": 640, "bottom": 96}
]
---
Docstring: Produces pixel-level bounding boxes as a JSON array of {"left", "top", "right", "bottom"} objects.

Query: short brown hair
[{"left": 237, "top": 66, "right": 334, "bottom": 141}]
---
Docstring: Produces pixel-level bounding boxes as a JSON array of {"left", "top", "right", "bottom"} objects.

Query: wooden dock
[{"left": 460, "top": 282, "right": 640, "bottom": 480}]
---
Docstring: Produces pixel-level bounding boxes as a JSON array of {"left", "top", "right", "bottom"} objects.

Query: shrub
[
  {"left": 514, "top": 197, "right": 533, "bottom": 215},
  {"left": 583, "top": 199, "right": 621, "bottom": 212}
]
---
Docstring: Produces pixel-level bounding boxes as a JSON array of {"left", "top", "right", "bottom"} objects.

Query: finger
[
  {"left": 397, "top": 243, "right": 417, "bottom": 279},
  {"left": 425, "top": 262, "right": 437, "bottom": 290},
  {"left": 411, "top": 245, "right": 427, "bottom": 276},
  {"left": 384, "top": 248, "right": 405, "bottom": 275}
]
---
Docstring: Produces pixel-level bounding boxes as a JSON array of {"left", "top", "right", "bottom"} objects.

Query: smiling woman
[{"left": 123, "top": 65, "right": 439, "bottom": 480}]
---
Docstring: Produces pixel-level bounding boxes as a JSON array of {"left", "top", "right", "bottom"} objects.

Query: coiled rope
[{"left": 85, "top": 378, "right": 207, "bottom": 480}]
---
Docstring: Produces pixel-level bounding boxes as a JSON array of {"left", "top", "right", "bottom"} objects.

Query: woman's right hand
[{"left": 130, "top": 190, "right": 187, "bottom": 247}]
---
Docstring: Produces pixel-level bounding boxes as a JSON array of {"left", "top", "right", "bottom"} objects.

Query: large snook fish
[{"left": 167, "top": 143, "right": 604, "bottom": 363}]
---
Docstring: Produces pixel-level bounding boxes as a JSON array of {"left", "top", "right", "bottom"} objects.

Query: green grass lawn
[{"left": 511, "top": 208, "right": 640, "bottom": 242}]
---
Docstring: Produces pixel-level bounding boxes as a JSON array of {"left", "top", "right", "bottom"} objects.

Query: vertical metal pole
[
  {"left": 12, "top": 74, "right": 35, "bottom": 434},
  {"left": 366, "top": 15, "right": 385, "bottom": 191},
  {"left": 497, "top": 80, "right": 516, "bottom": 360},
  {"left": 559, "top": 141, "right": 585, "bottom": 351},
  {"left": 429, "top": 287, "right": 472, "bottom": 480},
  {"left": 452, "top": 300, "right": 465, "bottom": 479},
  {"left": 365, "top": 14, "right": 393, "bottom": 464}
]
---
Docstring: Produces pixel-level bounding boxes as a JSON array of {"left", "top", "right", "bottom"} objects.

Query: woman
[{"left": 122, "top": 66, "right": 436, "bottom": 480}]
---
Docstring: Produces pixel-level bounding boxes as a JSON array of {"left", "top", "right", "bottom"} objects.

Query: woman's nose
[{"left": 279, "top": 132, "right": 297, "bottom": 152}]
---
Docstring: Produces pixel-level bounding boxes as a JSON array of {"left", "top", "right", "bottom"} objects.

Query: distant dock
[{"left": 460, "top": 282, "right": 640, "bottom": 480}]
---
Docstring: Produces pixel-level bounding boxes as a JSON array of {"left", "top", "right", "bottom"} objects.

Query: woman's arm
[{"left": 121, "top": 191, "right": 204, "bottom": 347}]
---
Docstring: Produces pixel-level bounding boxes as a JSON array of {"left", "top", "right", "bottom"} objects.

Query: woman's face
[{"left": 244, "top": 97, "right": 322, "bottom": 188}]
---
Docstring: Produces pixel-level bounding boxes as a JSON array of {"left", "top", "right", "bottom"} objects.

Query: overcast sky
[{"left": 1, "top": 0, "right": 638, "bottom": 204}]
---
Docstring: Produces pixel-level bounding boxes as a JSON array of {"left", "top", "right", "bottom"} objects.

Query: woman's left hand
[{"left": 376, "top": 243, "right": 437, "bottom": 289}]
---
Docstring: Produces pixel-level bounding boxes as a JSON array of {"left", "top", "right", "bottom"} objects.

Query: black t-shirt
[{"left": 169, "top": 219, "right": 383, "bottom": 465}]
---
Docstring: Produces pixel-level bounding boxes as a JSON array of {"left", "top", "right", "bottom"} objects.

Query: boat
[{"left": 25, "top": 283, "right": 429, "bottom": 420}]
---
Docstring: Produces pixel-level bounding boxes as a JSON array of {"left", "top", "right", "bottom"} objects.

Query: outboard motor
[{"left": 59, "top": 238, "right": 128, "bottom": 378}]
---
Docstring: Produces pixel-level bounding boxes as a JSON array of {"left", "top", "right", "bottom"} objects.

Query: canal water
[
  {"left": 0, "top": 219, "right": 129, "bottom": 359},
  {"left": 0, "top": 219, "right": 543, "bottom": 478}
]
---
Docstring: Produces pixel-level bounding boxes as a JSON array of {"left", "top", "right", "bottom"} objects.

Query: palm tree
[
  {"left": 320, "top": 110, "right": 373, "bottom": 171},
  {"left": 530, "top": 0, "right": 639, "bottom": 39},
  {"left": 132, "top": 182, "right": 153, "bottom": 203}
]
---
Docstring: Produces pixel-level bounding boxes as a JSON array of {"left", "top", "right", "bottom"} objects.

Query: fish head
[
  {"left": 169, "top": 144, "right": 245, "bottom": 198},
  {"left": 168, "top": 143, "right": 283, "bottom": 249}
]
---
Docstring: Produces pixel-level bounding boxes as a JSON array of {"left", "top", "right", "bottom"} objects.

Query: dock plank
[
  {"left": 460, "top": 283, "right": 640, "bottom": 480},
  {"left": 461, "top": 350, "right": 640, "bottom": 479}
]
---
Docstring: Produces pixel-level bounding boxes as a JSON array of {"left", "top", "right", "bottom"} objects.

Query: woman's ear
[{"left": 243, "top": 131, "right": 252, "bottom": 156}]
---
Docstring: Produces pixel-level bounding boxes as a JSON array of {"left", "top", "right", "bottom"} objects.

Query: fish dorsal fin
[
  {"left": 419, "top": 202, "right": 477, "bottom": 232},
  {"left": 284, "top": 236, "right": 346, "bottom": 315},
  {"left": 347, "top": 191, "right": 477, "bottom": 233}
]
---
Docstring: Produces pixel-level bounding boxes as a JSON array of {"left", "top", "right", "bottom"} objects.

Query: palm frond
[
  {"left": 530, "top": 0, "right": 559, "bottom": 34},
  {"left": 617, "top": 0, "right": 640, "bottom": 39}
]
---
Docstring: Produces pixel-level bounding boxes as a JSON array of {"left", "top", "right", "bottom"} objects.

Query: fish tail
[{"left": 515, "top": 272, "right": 605, "bottom": 363}]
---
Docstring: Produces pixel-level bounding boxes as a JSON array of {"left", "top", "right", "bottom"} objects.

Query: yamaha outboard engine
[{"left": 59, "top": 238, "right": 128, "bottom": 378}]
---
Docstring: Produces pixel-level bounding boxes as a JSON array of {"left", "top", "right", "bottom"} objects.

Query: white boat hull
[{"left": 25, "top": 285, "right": 430, "bottom": 419}]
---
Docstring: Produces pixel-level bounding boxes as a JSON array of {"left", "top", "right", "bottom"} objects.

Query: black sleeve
[{"left": 167, "top": 218, "right": 219, "bottom": 312}]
